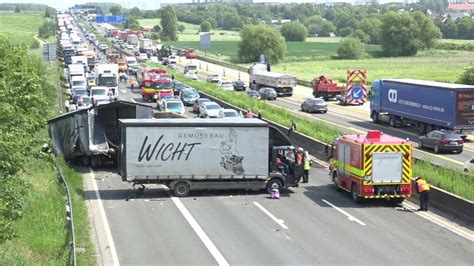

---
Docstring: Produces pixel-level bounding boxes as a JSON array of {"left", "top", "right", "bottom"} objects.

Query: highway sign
[
  {"left": 95, "top": 16, "right": 127, "bottom": 24},
  {"left": 42, "top": 44, "right": 56, "bottom": 61},
  {"left": 350, "top": 85, "right": 364, "bottom": 100},
  {"left": 200, "top": 32, "right": 211, "bottom": 50},
  {"left": 259, "top": 54, "right": 265, "bottom": 63}
]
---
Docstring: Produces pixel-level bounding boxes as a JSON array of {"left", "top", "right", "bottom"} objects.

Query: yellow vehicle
[
  {"left": 86, "top": 73, "right": 96, "bottom": 87},
  {"left": 82, "top": 50, "right": 97, "bottom": 70}
]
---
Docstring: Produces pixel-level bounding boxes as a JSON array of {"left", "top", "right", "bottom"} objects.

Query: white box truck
[
  {"left": 118, "top": 118, "right": 303, "bottom": 196},
  {"left": 95, "top": 64, "right": 119, "bottom": 100},
  {"left": 139, "top": 38, "right": 153, "bottom": 53}
]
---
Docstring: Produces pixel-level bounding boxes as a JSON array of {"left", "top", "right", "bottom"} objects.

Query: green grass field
[{"left": 0, "top": 11, "right": 44, "bottom": 46}]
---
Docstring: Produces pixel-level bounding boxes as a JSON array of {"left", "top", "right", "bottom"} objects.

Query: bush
[
  {"left": 349, "top": 29, "right": 370, "bottom": 44},
  {"left": 38, "top": 20, "right": 55, "bottom": 39},
  {"left": 458, "top": 66, "right": 474, "bottom": 85},
  {"left": 200, "top": 21, "right": 211, "bottom": 32},
  {"left": 238, "top": 24, "right": 286, "bottom": 64},
  {"left": 337, "top": 37, "right": 365, "bottom": 59},
  {"left": 0, "top": 175, "right": 29, "bottom": 242},
  {"left": 280, "top": 22, "right": 308, "bottom": 41}
]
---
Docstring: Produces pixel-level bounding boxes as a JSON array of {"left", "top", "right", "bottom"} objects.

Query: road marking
[
  {"left": 322, "top": 199, "right": 366, "bottom": 226},
  {"left": 253, "top": 202, "right": 288, "bottom": 229},
  {"left": 89, "top": 169, "right": 120, "bottom": 266},
  {"left": 402, "top": 201, "right": 474, "bottom": 242},
  {"left": 163, "top": 186, "right": 229, "bottom": 266}
]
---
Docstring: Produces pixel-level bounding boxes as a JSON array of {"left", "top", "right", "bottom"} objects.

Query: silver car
[
  {"left": 301, "top": 98, "right": 328, "bottom": 113},
  {"left": 258, "top": 87, "right": 277, "bottom": 100},
  {"left": 199, "top": 102, "right": 223, "bottom": 118}
]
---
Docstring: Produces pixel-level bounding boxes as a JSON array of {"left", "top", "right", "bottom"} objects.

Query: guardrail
[{"left": 199, "top": 91, "right": 474, "bottom": 224}]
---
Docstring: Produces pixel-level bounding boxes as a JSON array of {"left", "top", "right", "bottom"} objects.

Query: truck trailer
[
  {"left": 118, "top": 118, "right": 303, "bottom": 196},
  {"left": 371, "top": 79, "right": 474, "bottom": 136},
  {"left": 249, "top": 63, "right": 296, "bottom": 97}
]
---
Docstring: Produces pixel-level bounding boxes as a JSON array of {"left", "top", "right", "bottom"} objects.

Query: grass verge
[{"left": 157, "top": 64, "right": 474, "bottom": 200}]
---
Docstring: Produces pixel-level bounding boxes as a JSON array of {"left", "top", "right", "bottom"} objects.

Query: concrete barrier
[{"left": 200, "top": 91, "right": 474, "bottom": 223}]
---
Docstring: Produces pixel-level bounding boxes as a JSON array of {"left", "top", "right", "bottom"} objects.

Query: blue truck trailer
[{"left": 370, "top": 79, "right": 474, "bottom": 137}]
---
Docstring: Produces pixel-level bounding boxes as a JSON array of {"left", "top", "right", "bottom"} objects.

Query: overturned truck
[{"left": 48, "top": 101, "right": 153, "bottom": 167}]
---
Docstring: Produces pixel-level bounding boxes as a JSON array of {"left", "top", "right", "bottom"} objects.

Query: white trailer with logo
[{"left": 118, "top": 118, "right": 303, "bottom": 196}]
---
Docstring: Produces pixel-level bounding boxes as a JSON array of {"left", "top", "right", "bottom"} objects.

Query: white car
[
  {"left": 163, "top": 99, "right": 185, "bottom": 116},
  {"left": 138, "top": 53, "right": 148, "bottom": 61},
  {"left": 168, "top": 55, "right": 177, "bottom": 64},
  {"left": 90, "top": 86, "right": 111, "bottom": 105},
  {"left": 199, "top": 102, "right": 223, "bottom": 118},
  {"left": 218, "top": 80, "right": 233, "bottom": 91},
  {"left": 185, "top": 72, "right": 198, "bottom": 80},
  {"left": 464, "top": 158, "right": 474, "bottom": 173},
  {"left": 222, "top": 109, "right": 240, "bottom": 118},
  {"left": 207, "top": 74, "right": 221, "bottom": 83}
]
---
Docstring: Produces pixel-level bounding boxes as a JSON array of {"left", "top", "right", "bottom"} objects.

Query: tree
[
  {"left": 160, "top": 6, "right": 178, "bottom": 41},
  {"left": 129, "top": 7, "right": 141, "bottom": 17},
  {"left": 459, "top": 66, "right": 474, "bottom": 85},
  {"left": 238, "top": 24, "right": 287, "bottom": 64},
  {"left": 280, "top": 22, "right": 308, "bottom": 41},
  {"left": 349, "top": 29, "right": 370, "bottom": 43},
  {"left": 358, "top": 17, "right": 382, "bottom": 44},
  {"left": 337, "top": 37, "right": 365, "bottom": 59},
  {"left": 124, "top": 17, "right": 140, "bottom": 30},
  {"left": 200, "top": 21, "right": 211, "bottom": 32},
  {"left": 14, "top": 5, "right": 20, "bottom": 13},
  {"left": 44, "top": 7, "right": 54, "bottom": 18},
  {"left": 153, "top": 24, "right": 161, "bottom": 33},
  {"left": 221, "top": 13, "right": 243, "bottom": 30},
  {"left": 338, "top": 27, "right": 353, "bottom": 37},
  {"left": 380, "top": 11, "right": 441, "bottom": 56},
  {"left": 109, "top": 6, "right": 122, "bottom": 16},
  {"left": 95, "top": 6, "right": 103, "bottom": 15},
  {"left": 178, "top": 24, "right": 186, "bottom": 34}
]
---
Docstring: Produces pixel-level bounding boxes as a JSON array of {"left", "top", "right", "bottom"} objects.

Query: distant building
[{"left": 448, "top": 3, "right": 474, "bottom": 12}]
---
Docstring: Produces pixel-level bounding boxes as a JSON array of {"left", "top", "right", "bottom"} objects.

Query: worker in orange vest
[{"left": 415, "top": 177, "right": 430, "bottom": 211}]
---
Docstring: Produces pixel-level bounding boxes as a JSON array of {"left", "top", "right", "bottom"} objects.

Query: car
[
  {"left": 301, "top": 98, "right": 328, "bottom": 113},
  {"left": 149, "top": 56, "right": 159, "bottom": 63},
  {"left": 76, "top": 95, "right": 93, "bottom": 110},
  {"left": 184, "top": 63, "right": 198, "bottom": 74},
  {"left": 90, "top": 86, "right": 111, "bottom": 105},
  {"left": 207, "top": 74, "right": 221, "bottom": 83},
  {"left": 181, "top": 89, "right": 200, "bottom": 106},
  {"left": 71, "top": 88, "right": 88, "bottom": 104},
  {"left": 138, "top": 53, "right": 148, "bottom": 61},
  {"left": 168, "top": 55, "right": 177, "bottom": 64},
  {"left": 158, "top": 95, "right": 180, "bottom": 109},
  {"left": 218, "top": 80, "right": 234, "bottom": 91},
  {"left": 258, "top": 87, "right": 277, "bottom": 100},
  {"left": 193, "top": 98, "right": 211, "bottom": 114},
  {"left": 162, "top": 99, "right": 185, "bottom": 116},
  {"left": 222, "top": 109, "right": 240, "bottom": 118},
  {"left": 185, "top": 72, "right": 198, "bottom": 80},
  {"left": 233, "top": 80, "right": 246, "bottom": 91},
  {"left": 99, "top": 44, "right": 108, "bottom": 52},
  {"left": 246, "top": 90, "right": 261, "bottom": 100},
  {"left": 199, "top": 102, "right": 223, "bottom": 118},
  {"left": 463, "top": 158, "right": 474, "bottom": 173},
  {"left": 419, "top": 130, "right": 463, "bottom": 154},
  {"left": 173, "top": 81, "right": 189, "bottom": 95}
]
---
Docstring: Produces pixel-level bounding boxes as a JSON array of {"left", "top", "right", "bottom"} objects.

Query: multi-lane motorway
[{"left": 81, "top": 24, "right": 473, "bottom": 265}]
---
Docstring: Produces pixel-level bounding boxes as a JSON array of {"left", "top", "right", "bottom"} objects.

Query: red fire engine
[
  {"left": 328, "top": 130, "right": 413, "bottom": 203},
  {"left": 138, "top": 68, "right": 174, "bottom": 101}
]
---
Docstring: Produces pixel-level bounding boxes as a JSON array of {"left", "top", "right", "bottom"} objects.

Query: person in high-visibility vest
[
  {"left": 302, "top": 151, "right": 311, "bottom": 183},
  {"left": 415, "top": 177, "right": 430, "bottom": 211}
]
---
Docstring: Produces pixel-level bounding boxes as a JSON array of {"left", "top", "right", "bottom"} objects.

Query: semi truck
[
  {"left": 248, "top": 62, "right": 296, "bottom": 97},
  {"left": 370, "top": 79, "right": 474, "bottom": 136},
  {"left": 95, "top": 64, "right": 119, "bottom": 100},
  {"left": 118, "top": 118, "right": 303, "bottom": 197},
  {"left": 139, "top": 38, "right": 153, "bottom": 53},
  {"left": 328, "top": 130, "right": 413, "bottom": 203},
  {"left": 127, "top": 34, "right": 139, "bottom": 45}
]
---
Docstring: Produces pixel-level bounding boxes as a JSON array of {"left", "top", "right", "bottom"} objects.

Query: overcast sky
[{"left": 1, "top": 0, "right": 332, "bottom": 10}]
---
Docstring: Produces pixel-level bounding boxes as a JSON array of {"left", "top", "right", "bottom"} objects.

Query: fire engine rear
[{"left": 328, "top": 130, "right": 413, "bottom": 203}]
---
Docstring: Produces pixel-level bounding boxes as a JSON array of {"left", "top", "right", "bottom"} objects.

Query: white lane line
[
  {"left": 130, "top": 98, "right": 136, "bottom": 103},
  {"left": 322, "top": 199, "right": 366, "bottom": 226},
  {"left": 253, "top": 202, "right": 288, "bottom": 229},
  {"left": 163, "top": 186, "right": 229, "bottom": 266},
  {"left": 402, "top": 201, "right": 474, "bottom": 242},
  {"left": 89, "top": 169, "right": 120, "bottom": 266}
]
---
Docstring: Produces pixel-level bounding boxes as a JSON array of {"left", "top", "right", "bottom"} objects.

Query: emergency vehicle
[
  {"left": 328, "top": 130, "right": 413, "bottom": 203},
  {"left": 138, "top": 68, "right": 174, "bottom": 101}
]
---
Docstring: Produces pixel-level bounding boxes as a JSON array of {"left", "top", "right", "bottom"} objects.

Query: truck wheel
[
  {"left": 173, "top": 182, "right": 190, "bottom": 197},
  {"left": 266, "top": 178, "right": 283, "bottom": 192},
  {"left": 389, "top": 116, "right": 397, "bottom": 127},
  {"left": 371, "top": 112, "right": 379, "bottom": 123},
  {"left": 418, "top": 123, "right": 426, "bottom": 135},
  {"left": 351, "top": 183, "right": 362, "bottom": 203}
]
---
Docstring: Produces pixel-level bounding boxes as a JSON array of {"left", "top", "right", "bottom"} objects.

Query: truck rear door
[{"left": 372, "top": 152, "right": 402, "bottom": 183}]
